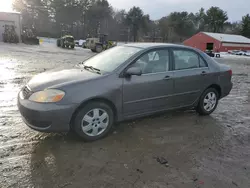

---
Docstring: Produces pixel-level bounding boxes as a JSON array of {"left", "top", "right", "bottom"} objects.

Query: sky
[
  {"left": 0, "top": 0, "right": 248, "bottom": 22},
  {"left": 0, "top": 0, "right": 13, "bottom": 12},
  {"left": 109, "top": 0, "right": 249, "bottom": 22}
]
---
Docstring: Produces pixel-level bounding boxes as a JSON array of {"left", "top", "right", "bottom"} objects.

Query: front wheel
[
  {"left": 95, "top": 45, "right": 103, "bottom": 53},
  {"left": 196, "top": 88, "right": 219, "bottom": 115},
  {"left": 72, "top": 102, "right": 114, "bottom": 141}
]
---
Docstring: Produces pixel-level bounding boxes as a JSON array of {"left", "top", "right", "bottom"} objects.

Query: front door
[
  {"left": 122, "top": 49, "right": 174, "bottom": 117},
  {"left": 171, "top": 48, "right": 210, "bottom": 107}
]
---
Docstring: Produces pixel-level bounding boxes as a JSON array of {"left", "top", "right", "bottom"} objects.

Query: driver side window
[{"left": 131, "top": 49, "right": 170, "bottom": 74}]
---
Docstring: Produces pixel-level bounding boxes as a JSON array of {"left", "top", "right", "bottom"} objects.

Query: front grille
[{"left": 22, "top": 86, "right": 32, "bottom": 99}]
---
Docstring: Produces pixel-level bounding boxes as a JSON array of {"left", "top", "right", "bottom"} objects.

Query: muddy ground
[{"left": 0, "top": 43, "right": 250, "bottom": 188}]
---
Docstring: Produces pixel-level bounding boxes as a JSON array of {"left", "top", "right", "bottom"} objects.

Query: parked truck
[
  {"left": 85, "top": 34, "right": 117, "bottom": 53},
  {"left": 57, "top": 35, "right": 75, "bottom": 49}
]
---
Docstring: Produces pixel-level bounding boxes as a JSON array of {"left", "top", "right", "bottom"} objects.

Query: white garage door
[{"left": 0, "top": 20, "right": 15, "bottom": 42}]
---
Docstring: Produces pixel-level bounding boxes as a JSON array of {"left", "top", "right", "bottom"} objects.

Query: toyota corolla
[{"left": 18, "top": 43, "right": 232, "bottom": 141}]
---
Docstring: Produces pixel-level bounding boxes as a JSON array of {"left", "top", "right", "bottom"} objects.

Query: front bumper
[{"left": 17, "top": 92, "right": 76, "bottom": 132}]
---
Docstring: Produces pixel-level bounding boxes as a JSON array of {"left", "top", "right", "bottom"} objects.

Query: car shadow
[{"left": 29, "top": 110, "right": 223, "bottom": 187}]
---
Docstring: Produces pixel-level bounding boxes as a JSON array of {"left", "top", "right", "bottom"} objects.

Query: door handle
[
  {"left": 163, "top": 75, "right": 171, "bottom": 80},
  {"left": 201, "top": 71, "right": 207, "bottom": 76}
]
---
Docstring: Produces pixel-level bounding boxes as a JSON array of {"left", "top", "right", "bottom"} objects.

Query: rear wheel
[
  {"left": 196, "top": 88, "right": 219, "bottom": 115},
  {"left": 72, "top": 102, "right": 114, "bottom": 141},
  {"left": 71, "top": 45, "right": 75, "bottom": 49}
]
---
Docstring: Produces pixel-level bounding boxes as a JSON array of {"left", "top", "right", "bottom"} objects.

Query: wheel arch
[
  {"left": 206, "top": 84, "right": 221, "bottom": 98},
  {"left": 70, "top": 97, "right": 118, "bottom": 128}
]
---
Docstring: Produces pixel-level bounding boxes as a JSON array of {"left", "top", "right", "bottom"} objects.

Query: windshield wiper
[{"left": 83, "top": 65, "right": 101, "bottom": 74}]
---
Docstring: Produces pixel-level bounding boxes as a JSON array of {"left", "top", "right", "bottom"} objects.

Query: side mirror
[{"left": 125, "top": 67, "right": 142, "bottom": 76}]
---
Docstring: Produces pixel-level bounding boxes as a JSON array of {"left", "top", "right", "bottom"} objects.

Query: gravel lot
[{"left": 0, "top": 42, "right": 250, "bottom": 188}]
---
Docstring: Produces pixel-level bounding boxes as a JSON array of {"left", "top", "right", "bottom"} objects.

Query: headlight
[{"left": 29, "top": 89, "right": 65, "bottom": 103}]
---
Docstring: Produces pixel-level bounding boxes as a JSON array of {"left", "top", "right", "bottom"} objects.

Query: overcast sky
[{"left": 108, "top": 0, "right": 249, "bottom": 22}]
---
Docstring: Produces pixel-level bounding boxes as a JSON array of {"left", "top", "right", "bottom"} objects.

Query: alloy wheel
[
  {"left": 81, "top": 108, "right": 109, "bottom": 136},
  {"left": 203, "top": 92, "right": 217, "bottom": 112}
]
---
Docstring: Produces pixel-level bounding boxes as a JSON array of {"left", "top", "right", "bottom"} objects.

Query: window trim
[
  {"left": 122, "top": 47, "right": 172, "bottom": 76},
  {"left": 170, "top": 47, "right": 208, "bottom": 71},
  {"left": 199, "top": 56, "right": 208, "bottom": 68}
]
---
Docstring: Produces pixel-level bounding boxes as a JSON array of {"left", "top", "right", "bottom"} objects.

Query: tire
[
  {"left": 61, "top": 40, "right": 65, "bottom": 48},
  {"left": 91, "top": 49, "right": 96, "bottom": 52},
  {"left": 72, "top": 102, "right": 114, "bottom": 141},
  {"left": 196, "top": 88, "right": 219, "bottom": 116},
  {"left": 57, "top": 40, "right": 60, "bottom": 47},
  {"left": 96, "top": 45, "right": 103, "bottom": 53},
  {"left": 71, "top": 45, "right": 75, "bottom": 49}
]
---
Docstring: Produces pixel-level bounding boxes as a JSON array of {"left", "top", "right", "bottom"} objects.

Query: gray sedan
[{"left": 18, "top": 43, "right": 233, "bottom": 141}]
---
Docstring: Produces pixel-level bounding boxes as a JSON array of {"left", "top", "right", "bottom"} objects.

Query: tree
[
  {"left": 223, "top": 21, "right": 241, "bottom": 34},
  {"left": 85, "top": 0, "right": 113, "bottom": 36},
  {"left": 49, "top": 0, "right": 83, "bottom": 36},
  {"left": 158, "top": 16, "right": 169, "bottom": 42},
  {"left": 111, "top": 9, "right": 130, "bottom": 41},
  {"left": 195, "top": 8, "right": 207, "bottom": 32},
  {"left": 241, "top": 14, "right": 250, "bottom": 38},
  {"left": 167, "top": 11, "right": 196, "bottom": 42},
  {"left": 206, "top": 6, "right": 228, "bottom": 33},
  {"left": 13, "top": 0, "right": 57, "bottom": 36},
  {"left": 126, "top": 6, "right": 144, "bottom": 42},
  {"left": 12, "top": 0, "right": 246, "bottom": 42},
  {"left": 13, "top": 0, "right": 38, "bottom": 28}
]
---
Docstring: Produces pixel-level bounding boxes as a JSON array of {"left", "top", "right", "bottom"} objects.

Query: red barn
[{"left": 184, "top": 32, "right": 250, "bottom": 52}]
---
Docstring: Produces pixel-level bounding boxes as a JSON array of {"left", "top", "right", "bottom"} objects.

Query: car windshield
[
  {"left": 66, "top": 37, "right": 74, "bottom": 42},
  {"left": 83, "top": 46, "right": 141, "bottom": 73}
]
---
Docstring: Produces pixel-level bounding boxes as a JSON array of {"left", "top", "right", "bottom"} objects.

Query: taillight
[{"left": 228, "top": 70, "right": 232, "bottom": 76}]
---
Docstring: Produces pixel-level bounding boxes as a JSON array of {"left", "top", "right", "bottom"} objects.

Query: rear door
[
  {"left": 122, "top": 48, "right": 175, "bottom": 117},
  {"left": 171, "top": 48, "right": 210, "bottom": 107}
]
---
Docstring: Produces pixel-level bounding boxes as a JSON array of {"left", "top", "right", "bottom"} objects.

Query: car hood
[{"left": 27, "top": 68, "right": 101, "bottom": 91}]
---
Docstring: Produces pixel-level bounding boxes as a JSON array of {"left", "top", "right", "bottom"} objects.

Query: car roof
[{"left": 123, "top": 42, "right": 193, "bottom": 49}]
